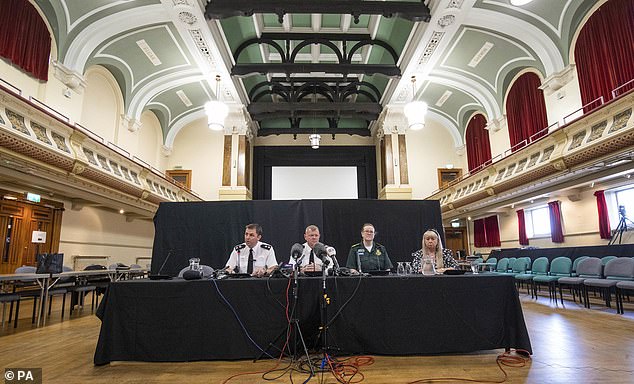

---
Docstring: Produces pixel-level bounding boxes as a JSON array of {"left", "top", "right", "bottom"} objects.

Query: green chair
[
  {"left": 532, "top": 257, "right": 573, "bottom": 301},
  {"left": 479, "top": 257, "right": 497, "bottom": 272},
  {"left": 515, "top": 257, "right": 549, "bottom": 297},
  {"left": 493, "top": 258, "right": 509, "bottom": 273},
  {"left": 498, "top": 257, "right": 530, "bottom": 281},
  {"left": 601, "top": 256, "right": 617, "bottom": 265}
]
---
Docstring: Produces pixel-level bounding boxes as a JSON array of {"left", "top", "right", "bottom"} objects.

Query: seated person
[
  {"left": 287, "top": 225, "right": 324, "bottom": 272},
  {"left": 225, "top": 223, "right": 277, "bottom": 277},
  {"left": 411, "top": 229, "right": 458, "bottom": 273},
  {"left": 346, "top": 223, "right": 392, "bottom": 273}
]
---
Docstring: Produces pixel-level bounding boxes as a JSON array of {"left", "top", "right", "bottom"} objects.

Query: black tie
[
  {"left": 247, "top": 248, "right": 254, "bottom": 274},
  {"left": 309, "top": 250, "right": 314, "bottom": 264}
]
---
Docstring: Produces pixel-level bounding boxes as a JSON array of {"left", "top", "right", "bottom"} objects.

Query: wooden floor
[{"left": 1, "top": 291, "right": 634, "bottom": 383}]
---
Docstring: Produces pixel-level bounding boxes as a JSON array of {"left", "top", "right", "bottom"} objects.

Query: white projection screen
[{"left": 271, "top": 166, "right": 358, "bottom": 200}]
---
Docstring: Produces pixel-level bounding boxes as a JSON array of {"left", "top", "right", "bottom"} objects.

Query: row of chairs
[
  {"left": 1, "top": 264, "right": 115, "bottom": 329},
  {"left": 489, "top": 256, "right": 634, "bottom": 313}
]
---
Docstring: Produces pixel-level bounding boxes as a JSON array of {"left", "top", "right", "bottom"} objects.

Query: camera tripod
[{"left": 609, "top": 213, "right": 634, "bottom": 245}]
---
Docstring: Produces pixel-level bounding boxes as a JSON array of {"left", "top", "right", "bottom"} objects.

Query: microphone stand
[
  {"left": 291, "top": 260, "right": 315, "bottom": 374},
  {"left": 254, "top": 255, "right": 314, "bottom": 375},
  {"left": 319, "top": 257, "right": 331, "bottom": 367}
]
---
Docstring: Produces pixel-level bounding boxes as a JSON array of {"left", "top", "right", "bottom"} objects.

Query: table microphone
[
  {"left": 183, "top": 269, "right": 202, "bottom": 280},
  {"left": 356, "top": 248, "right": 364, "bottom": 273},
  {"left": 149, "top": 249, "right": 174, "bottom": 280}
]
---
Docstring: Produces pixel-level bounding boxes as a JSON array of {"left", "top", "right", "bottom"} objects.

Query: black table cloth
[{"left": 94, "top": 274, "right": 531, "bottom": 365}]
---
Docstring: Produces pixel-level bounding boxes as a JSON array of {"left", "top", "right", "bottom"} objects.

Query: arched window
[
  {"left": 465, "top": 114, "right": 492, "bottom": 173},
  {"left": 506, "top": 72, "right": 548, "bottom": 151},
  {"left": 0, "top": 0, "right": 51, "bottom": 81},
  {"left": 575, "top": 0, "right": 634, "bottom": 105}
]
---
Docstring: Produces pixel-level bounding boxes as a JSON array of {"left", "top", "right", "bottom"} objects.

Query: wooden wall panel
[
  {"left": 237, "top": 136, "right": 246, "bottom": 186},
  {"left": 398, "top": 134, "right": 409, "bottom": 184},
  {"left": 222, "top": 135, "right": 232, "bottom": 186},
  {"left": 383, "top": 136, "right": 395, "bottom": 185}
]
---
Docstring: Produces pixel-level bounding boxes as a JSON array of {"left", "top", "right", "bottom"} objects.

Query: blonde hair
[{"left": 423, "top": 229, "right": 445, "bottom": 269}]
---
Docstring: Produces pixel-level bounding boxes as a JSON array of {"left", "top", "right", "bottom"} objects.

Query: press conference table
[{"left": 94, "top": 273, "right": 532, "bottom": 365}]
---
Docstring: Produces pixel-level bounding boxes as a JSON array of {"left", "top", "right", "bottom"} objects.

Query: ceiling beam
[
  {"left": 248, "top": 101, "right": 381, "bottom": 115},
  {"left": 257, "top": 128, "right": 371, "bottom": 137},
  {"left": 232, "top": 63, "right": 400, "bottom": 77},
  {"left": 205, "top": 0, "right": 432, "bottom": 23}
]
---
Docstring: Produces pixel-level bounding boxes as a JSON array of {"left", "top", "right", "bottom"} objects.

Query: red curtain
[
  {"left": 594, "top": 190, "right": 612, "bottom": 239},
  {"left": 465, "top": 114, "right": 492, "bottom": 172},
  {"left": 474, "top": 215, "right": 501, "bottom": 247},
  {"left": 516, "top": 209, "right": 529, "bottom": 246},
  {"left": 575, "top": 0, "right": 634, "bottom": 105},
  {"left": 506, "top": 72, "right": 549, "bottom": 150},
  {"left": 548, "top": 201, "right": 564, "bottom": 243},
  {"left": 484, "top": 215, "right": 501, "bottom": 247},
  {"left": 473, "top": 219, "right": 487, "bottom": 248},
  {"left": 0, "top": 0, "right": 51, "bottom": 81}
]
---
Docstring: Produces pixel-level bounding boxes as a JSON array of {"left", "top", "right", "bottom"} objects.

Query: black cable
[
  {"left": 209, "top": 279, "right": 274, "bottom": 358},
  {"left": 265, "top": 273, "right": 288, "bottom": 309},
  {"left": 326, "top": 273, "right": 364, "bottom": 327}
]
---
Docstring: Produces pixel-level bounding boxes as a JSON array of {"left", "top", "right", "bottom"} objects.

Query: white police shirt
[
  {"left": 225, "top": 241, "right": 277, "bottom": 273},
  {"left": 288, "top": 243, "right": 324, "bottom": 267}
]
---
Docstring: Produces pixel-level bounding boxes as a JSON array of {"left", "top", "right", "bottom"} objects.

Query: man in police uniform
[
  {"left": 288, "top": 225, "right": 324, "bottom": 272},
  {"left": 346, "top": 223, "right": 393, "bottom": 273},
  {"left": 225, "top": 223, "right": 277, "bottom": 277}
]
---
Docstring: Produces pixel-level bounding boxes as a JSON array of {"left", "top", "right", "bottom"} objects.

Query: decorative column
[
  {"left": 377, "top": 106, "right": 412, "bottom": 200},
  {"left": 218, "top": 110, "right": 252, "bottom": 200}
]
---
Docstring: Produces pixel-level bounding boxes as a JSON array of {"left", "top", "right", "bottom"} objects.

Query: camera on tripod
[{"left": 619, "top": 205, "right": 627, "bottom": 218}]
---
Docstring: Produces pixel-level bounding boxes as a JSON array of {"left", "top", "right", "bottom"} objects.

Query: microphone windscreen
[
  {"left": 313, "top": 242, "right": 327, "bottom": 259},
  {"left": 183, "top": 269, "right": 202, "bottom": 280},
  {"left": 326, "top": 246, "right": 336, "bottom": 256},
  {"left": 290, "top": 243, "right": 304, "bottom": 259}
]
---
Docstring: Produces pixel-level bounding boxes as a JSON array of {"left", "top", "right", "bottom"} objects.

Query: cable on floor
[{"left": 407, "top": 348, "right": 531, "bottom": 384}]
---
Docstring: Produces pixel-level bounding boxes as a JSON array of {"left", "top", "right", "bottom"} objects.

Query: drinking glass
[
  {"left": 421, "top": 256, "right": 435, "bottom": 275},
  {"left": 189, "top": 257, "right": 200, "bottom": 271},
  {"left": 397, "top": 262, "right": 405, "bottom": 275},
  {"left": 405, "top": 262, "right": 412, "bottom": 275},
  {"left": 470, "top": 260, "right": 479, "bottom": 274}
]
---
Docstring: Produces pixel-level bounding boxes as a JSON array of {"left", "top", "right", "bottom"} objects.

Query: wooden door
[
  {"left": 0, "top": 199, "right": 60, "bottom": 274},
  {"left": 443, "top": 227, "right": 467, "bottom": 258}
]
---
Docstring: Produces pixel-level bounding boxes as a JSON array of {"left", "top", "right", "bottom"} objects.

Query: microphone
[
  {"left": 356, "top": 248, "right": 364, "bottom": 273},
  {"left": 150, "top": 249, "right": 175, "bottom": 280},
  {"left": 326, "top": 246, "right": 340, "bottom": 269},
  {"left": 313, "top": 242, "right": 327, "bottom": 260},
  {"left": 290, "top": 243, "right": 304, "bottom": 260}
]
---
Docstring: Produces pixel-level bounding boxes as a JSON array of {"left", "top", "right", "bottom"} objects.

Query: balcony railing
[{"left": 0, "top": 78, "right": 202, "bottom": 210}]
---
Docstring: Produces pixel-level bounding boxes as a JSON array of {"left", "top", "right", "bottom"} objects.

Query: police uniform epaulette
[
  {"left": 352, "top": 243, "right": 361, "bottom": 247},
  {"left": 260, "top": 243, "right": 272, "bottom": 250},
  {"left": 235, "top": 243, "right": 246, "bottom": 251}
]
